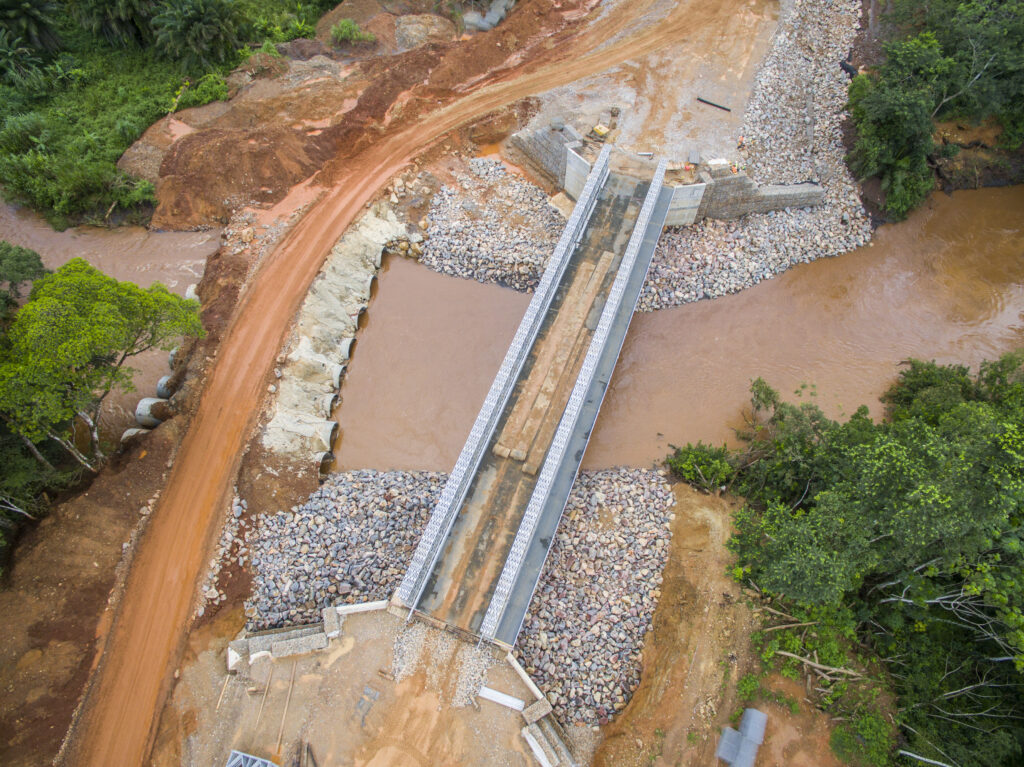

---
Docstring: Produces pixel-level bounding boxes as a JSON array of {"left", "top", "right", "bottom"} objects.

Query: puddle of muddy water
[
  {"left": 331, "top": 186, "right": 1024, "bottom": 471},
  {"left": 0, "top": 202, "right": 223, "bottom": 438}
]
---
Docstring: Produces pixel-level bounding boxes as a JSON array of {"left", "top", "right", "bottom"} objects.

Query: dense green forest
[
  {"left": 669, "top": 353, "right": 1024, "bottom": 766},
  {"left": 0, "top": 243, "right": 201, "bottom": 572},
  {"left": 0, "top": 0, "right": 337, "bottom": 227},
  {"left": 848, "top": 0, "right": 1024, "bottom": 218}
]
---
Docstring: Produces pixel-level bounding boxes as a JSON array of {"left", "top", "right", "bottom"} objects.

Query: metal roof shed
[
  {"left": 226, "top": 751, "right": 278, "bottom": 767},
  {"left": 740, "top": 707, "right": 767, "bottom": 744},
  {"left": 716, "top": 708, "right": 767, "bottom": 767}
]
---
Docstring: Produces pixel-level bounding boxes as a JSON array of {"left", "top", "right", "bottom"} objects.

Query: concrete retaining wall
[
  {"left": 695, "top": 159, "right": 823, "bottom": 220},
  {"left": 510, "top": 127, "right": 824, "bottom": 225},
  {"left": 508, "top": 125, "right": 584, "bottom": 190}
]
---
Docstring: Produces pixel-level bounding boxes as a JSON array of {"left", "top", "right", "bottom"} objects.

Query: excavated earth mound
[{"left": 129, "top": 0, "right": 581, "bottom": 230}]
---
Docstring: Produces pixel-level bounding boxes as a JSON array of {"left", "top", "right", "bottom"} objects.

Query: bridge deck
[{"left": 417, "top": 174, "right": 649, "bottom": 636}]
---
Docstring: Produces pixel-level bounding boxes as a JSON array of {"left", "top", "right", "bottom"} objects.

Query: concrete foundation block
[
  {"left": 271, "top": 631, "right": 328, "bottom": 658},
  {"left": 247, "top": 624, "right": 323, "bottom": 656},
  {"left": 322, "top": 606, "right": 342, "bottom": 638},
  {"left": 522, "top": 698, "right": 553, "bottom": 724},
  {"left": 337, "top": 600, "right": 389, "bottom": 615}
]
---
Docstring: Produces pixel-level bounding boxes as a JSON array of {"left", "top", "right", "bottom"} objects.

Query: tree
[
  {"left": 847, "top": 0, "right": 1024, "bottom": 217},
  {"left": 152, "top": 0, "right": 247, "bottom": 72},
  {"left": 0, "top": 258, "right": 202, "bottom": 469},
  {"left": 0, "top": 239, "right": 46, "bottom": 312},
  {"left": 67, "top": 0, "right": 159, "bottom": 47},
  {"left": 0, "top": 0, "right": 60, "bottom": 53}
]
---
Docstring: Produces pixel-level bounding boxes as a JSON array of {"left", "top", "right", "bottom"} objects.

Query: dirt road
[{"left": 59, "top": 1, "right": 762, "bottom": 763}]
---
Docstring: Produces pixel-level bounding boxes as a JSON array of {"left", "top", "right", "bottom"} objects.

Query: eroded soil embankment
[{"left": 58, "top": 0, "right": 740, "bottom": 764}]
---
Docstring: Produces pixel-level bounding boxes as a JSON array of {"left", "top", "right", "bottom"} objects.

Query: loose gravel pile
[
  {"left": 244, "top": 470, "right": 443, "bottom": 630},
  {"left": 516, "top": 469, "right": 675, "bottom": 727},
  {"left": 639, "top": 0, "right": 872, "bottom": 310},
  {"left": 245, "top": 467, "right": 676, "bottom": 730},
  {"left": 418, "top": 157, "right": 564, "bottom": 290}
]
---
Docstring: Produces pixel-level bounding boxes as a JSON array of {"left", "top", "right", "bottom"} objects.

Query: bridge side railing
[
  {"left": 395, "top": 145, "right": 613, "bottom": 610},
  {"left": 479, "top": 159, "right": 669, "bottom": 642}
]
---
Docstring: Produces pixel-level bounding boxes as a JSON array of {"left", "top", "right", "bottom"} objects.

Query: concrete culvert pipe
[
  {"left": 328, "top": 361, "right": 344, "bottom": 389},
  {"left": 156, "top": 375, "right": 175, "bottom": 399},
  {"left": 120, "top": 427, "right": 151, "bottom": 444},
  {"left": 317, "top": 393, "right": 339, "bottom": 419},
  {"left": 316, "top": 420, "right": 339, "bottom": 452},
  {"left": 168, "top": 347, "right": 178, "bottom": 370},
  {"left": 136, "top": 397, "right": 170, "bottom": 428},
  {"left": 315, "top": 451, "right": 334, "bottom": 474},
  {"left": 338, "top": 338, "right": 354, "bottom": 364}
]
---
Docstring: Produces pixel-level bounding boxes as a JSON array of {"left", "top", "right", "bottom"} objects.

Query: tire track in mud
[{"left": 60, "top": 1, "right": 748, "bottom": 763}]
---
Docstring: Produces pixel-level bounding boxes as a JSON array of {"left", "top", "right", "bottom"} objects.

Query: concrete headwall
[
  {"left": 262, "top": 205, "right": 405, "bottom": 460},
  {"left": 665, "top": 183, "right": 707, "bottom": 226},
  {"left": 509, "top": 126, "right": 570, "bottom": 188},
  {"left": 563, "top": 147, "right": 590, "bottom": 199}
]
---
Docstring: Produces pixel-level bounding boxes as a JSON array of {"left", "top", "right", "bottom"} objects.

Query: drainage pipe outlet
[{"left": 135, "top": 397, "right": 170, "bottom": 428}]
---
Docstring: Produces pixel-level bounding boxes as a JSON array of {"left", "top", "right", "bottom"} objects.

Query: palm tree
[
  {"left": 152, "top": 0, "right": 247, "bottom": 72},
  {"left": 0, "top": 0, "right": 61, "bottom": 53},
  {"left": 66, "top": 0, "right": 159, "bottom": 47}
]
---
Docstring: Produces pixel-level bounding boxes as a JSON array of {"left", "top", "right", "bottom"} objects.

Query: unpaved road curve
[{"left": 60, "top": 1, "right": 748, "bottom": 763}]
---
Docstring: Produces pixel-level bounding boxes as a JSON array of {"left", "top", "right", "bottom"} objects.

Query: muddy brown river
[{"left": 334, "top": 185, "right": 1024, "bottom": 471}]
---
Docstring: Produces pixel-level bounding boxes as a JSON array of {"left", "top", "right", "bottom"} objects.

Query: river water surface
[{"left": 333, "top": 185, "right": 1024, "bottom": 471}]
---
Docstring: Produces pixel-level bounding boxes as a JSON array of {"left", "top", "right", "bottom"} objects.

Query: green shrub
[
  {"left": 152, "top": 0, "right": 247, "bottom": 72},
  {"left": 176, "top": 72, "right": 228, "bottom": 109},
  {"left": 0, "top": 0, "right": 339, "bottom": 224},
  {"left": 331, "top": 18, "right": 375, "bottom": 45},
  {"left": 830, "top": 712, "right": 893, "bottom": 767},
  {"left": 0, "top": 46, "right": 178, "bottom": 225},
  {"left": 666, "top": 441, "right": 735, "bottom": 492},
  {"left": 737, "top": 672, "right": 760, "bottom": 702}
]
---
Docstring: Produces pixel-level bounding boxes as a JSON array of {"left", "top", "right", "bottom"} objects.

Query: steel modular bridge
[{"left": 395, "top": 148, "right": 672, "bottom": 647}]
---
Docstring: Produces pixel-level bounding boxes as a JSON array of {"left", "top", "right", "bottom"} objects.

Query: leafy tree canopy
[
  {"left": 848, "top": 0, "right": 1024, "bottom": 218},
  {"left": 0, "top": 0, "right": 60, "bottom": 52},
  {"left": 669, "top": 353, "right": 1024, "bottom": 765},
  {"left": 66, "top": 0, "right": 160, "bottom": 48},
  {"left": 152, "top": 0, "right": 248, "bottom": 72},
  {"left": 0, "top": 257, "right": 202, "bottom": 467},
  {"left": 0, "top": 239, "right": 46, "bottom": 309}
]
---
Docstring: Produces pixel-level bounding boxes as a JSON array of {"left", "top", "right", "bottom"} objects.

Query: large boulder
[{"left": 394, "top": 14, "right": 456, "bottom": 51}]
